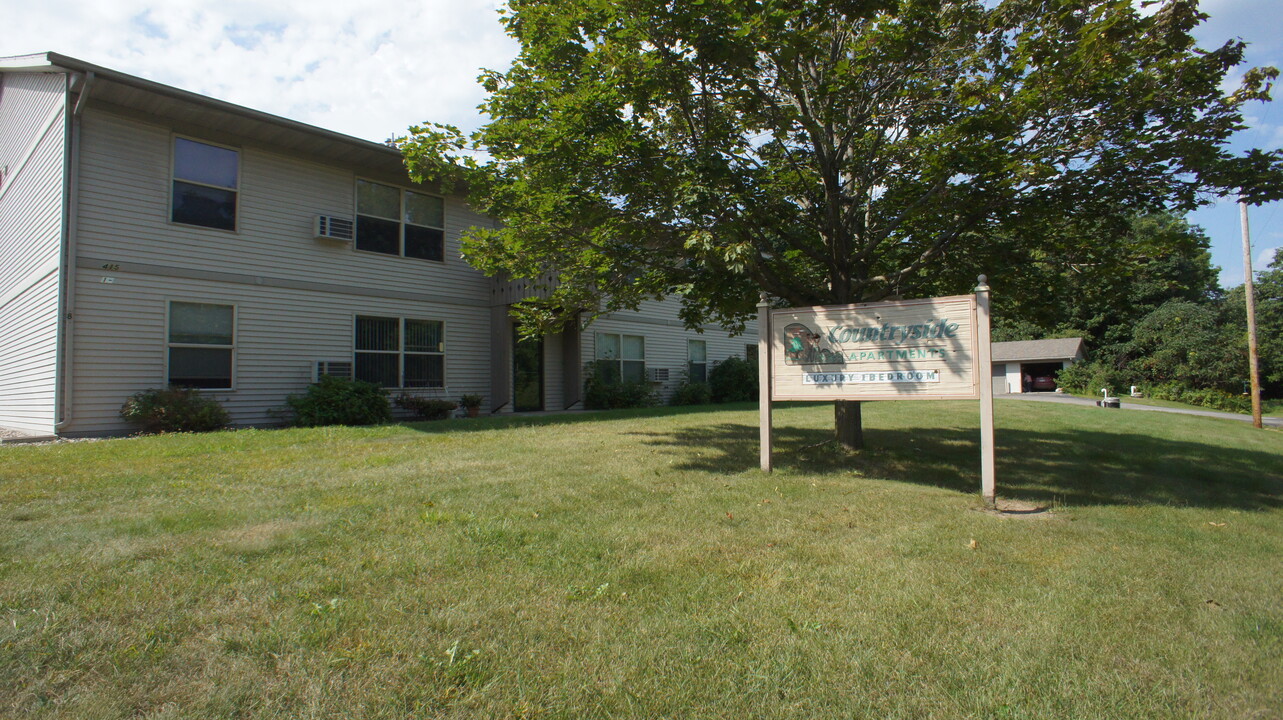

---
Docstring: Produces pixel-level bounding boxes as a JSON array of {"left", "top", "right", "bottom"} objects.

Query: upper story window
[
  {"left": 356, "top": 180, "right": 445, "bottom": 261},
  {"left": 171, "top": 138, "right": 239, "bottom": 231},
  {"left": 168, "top": 301, "right": 235, "bottom": 389}
]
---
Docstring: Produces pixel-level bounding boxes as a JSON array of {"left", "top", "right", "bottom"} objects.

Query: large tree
[
  {"left": 1224, "top": 253, "right": 1283, "bottom": 396},
  {"left": 991, "top": 213, "right": 1222, "bottom": 348},
  {"left": 401, "top": 0, "right": 1283, "bottom": 447}
]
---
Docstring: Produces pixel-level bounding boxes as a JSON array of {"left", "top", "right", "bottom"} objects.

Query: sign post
[
  {"left": 975, "top": 276, "right": 996, "bottom": 507},
  {"left": 758, "top": 286, "right": 997, "bottom": 503},
  {"left": 758, "top": 293, "right": 773, "bottom": 472}
]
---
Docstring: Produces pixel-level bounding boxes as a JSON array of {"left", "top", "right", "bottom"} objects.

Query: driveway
[{"left": 1002, "top": 392, "right": 1283, "bottom": 428}]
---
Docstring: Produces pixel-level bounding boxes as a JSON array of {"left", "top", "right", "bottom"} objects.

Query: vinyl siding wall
[
  {"left": 50, "top": 103, "right": 759, "bottom": 434},
  {"left": 75, "top": 109, "right": 493, "bottom": 304},
  {"left": 0, "top": 72, "right": 67, "bottom": 434},
  {"left": 64, "top": 107, "right": 496, "bottom": 434},
  {"left": 583, "top": 298, "right": 756, "bottom": 402},
  {"left": 68, "top": 273, "right": 491, "bottom": 434}
]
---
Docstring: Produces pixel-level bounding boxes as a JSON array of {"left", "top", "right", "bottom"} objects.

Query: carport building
[{"left": 990, "top": 338, "right": 1085, "bottom": 394}]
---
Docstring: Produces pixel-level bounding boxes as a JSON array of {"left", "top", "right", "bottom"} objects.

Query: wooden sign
[
  {"left": 758, "top": 283, "right": 996, "bottom": 507},
  {"left": 769, "top": 295, "right": 980, "bottom": 402}
]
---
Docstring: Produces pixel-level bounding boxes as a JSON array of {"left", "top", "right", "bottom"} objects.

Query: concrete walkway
[{"left": 1001, "top": 392, "right": 1283, "bottom": 428}]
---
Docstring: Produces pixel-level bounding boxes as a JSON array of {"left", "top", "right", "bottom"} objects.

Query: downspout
[{"left": 54, "top": 70, "right": 91, "bottom": 432}]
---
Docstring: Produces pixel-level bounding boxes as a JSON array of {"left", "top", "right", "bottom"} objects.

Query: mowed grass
[
  {"left": 1112, "top": 393, "right": 1283, "bottom": 418},
  {"left": 1, "top": 401, "right": 1280, "bottom": 719}
]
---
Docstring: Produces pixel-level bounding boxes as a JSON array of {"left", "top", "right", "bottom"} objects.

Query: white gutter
[{"left": 54, "top": 70, "right": 88, "bottom": 432}]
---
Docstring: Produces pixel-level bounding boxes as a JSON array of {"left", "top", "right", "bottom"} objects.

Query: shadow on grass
[
  {"left": 396, "top": 402, "right": 758, "bottom": 435},
  {"left": 630, "top": 422, "right": 1283, "bottom": 510}
]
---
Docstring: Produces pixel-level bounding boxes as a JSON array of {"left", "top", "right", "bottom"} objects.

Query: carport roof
[{"left": 992, "top": 338, "right": 1085, "bottom": 363}]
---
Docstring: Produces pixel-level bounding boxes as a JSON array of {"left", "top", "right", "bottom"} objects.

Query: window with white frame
[
  {"left": 355, "top": 179, "right": 445, "bottom": 261},
  {"left": 595, "top": 333, "right": 645, "bottom": 383},
  {"left": 688, "top": 339, "right": 707, "bottom": 383},
  {"left": 171, "top": 138, "right": 239, "bottom": 230},
  {"left": 354, "top": 316, "right": 445, "bottom": 388},
  {"left": 168, "top": 301, "right": 235, "bottom": 389}
]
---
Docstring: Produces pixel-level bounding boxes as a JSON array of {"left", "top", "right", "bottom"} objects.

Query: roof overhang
[
  {"left": 991, "top": 338, "right": 1086, "bottom": 364},
  {"left": 1, "top": 52, "right": 412, "bottom": 177}
]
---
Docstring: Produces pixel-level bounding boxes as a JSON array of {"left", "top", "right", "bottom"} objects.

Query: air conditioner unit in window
[
  {"left": 314, "top": 215, "right": 355, "bottom": 242},
  {"left": 646, "top": 367, "right": 670, "bottom": 383},
  {"left": 313, "top": 360, "right": 353, "bottom": 383}
]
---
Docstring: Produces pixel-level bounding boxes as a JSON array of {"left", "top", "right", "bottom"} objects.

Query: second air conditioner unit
[{"left": 314, "top": 215, "right": 355, "bottom": 242}]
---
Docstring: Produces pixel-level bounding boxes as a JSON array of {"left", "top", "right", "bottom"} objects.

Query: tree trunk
[{"left": 835, "top": 400, "right": 863, "bottom": 450}]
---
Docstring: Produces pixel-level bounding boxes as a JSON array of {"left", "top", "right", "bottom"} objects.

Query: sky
[{"left": 4, "top": 0, "right": 1280, "bottom": 287}]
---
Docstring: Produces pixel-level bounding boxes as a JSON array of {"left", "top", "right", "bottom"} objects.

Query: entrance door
[{"left": 513, "top": 328, "right": 544, "bottom": 411}]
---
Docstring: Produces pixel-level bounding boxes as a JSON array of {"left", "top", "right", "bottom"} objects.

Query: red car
[{"left": 1031, "top": 375, "right": 1057, "bottom": 391}]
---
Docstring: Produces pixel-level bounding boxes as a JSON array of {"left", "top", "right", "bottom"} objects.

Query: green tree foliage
[
  {"left": 1224, "top": 253, "right": 1283, "bottom": 395},
  {"left": 1057, "top": 297, "right": 1253, "bottom": 403},
  {"left": 669, "top": 380, "right": 713, "bottom": 406},
  {"left": 708, "top": 356, "right": 759, "bottom": 403},
  {"left": 401, "top": 0, "right": 1283, "bottom": 445},
  {"left": 992, "top": 213, "right": 1222, "bottom": 348},
  {"left": 583, "top": 362, "right": 658, "bottom": 409},
  {"left": 1125, "top": 301, "right": 1244, "bottom": 391}
]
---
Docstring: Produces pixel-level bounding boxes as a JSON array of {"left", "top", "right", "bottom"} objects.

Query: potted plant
[{"left": 459, "top": 394, "right": 484, "bottom": 418}]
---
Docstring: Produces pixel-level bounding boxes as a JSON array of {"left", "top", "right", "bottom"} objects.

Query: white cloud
[
  {"left": 6, "top": 0, "right": 519, "bottom": 142},
  {"left": 1258, "top": 246, "right": 1280, "bottom": 269}
]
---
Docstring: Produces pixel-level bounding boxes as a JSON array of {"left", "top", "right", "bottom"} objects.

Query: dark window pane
[
  {"left": 355, "top": 316, "right": 399, "bottom": 351},
  {"left": 172, "top": 181, "right": 236, "bottom": 230},
  {"left": 689, "top": 363, "right": 707, "bottom": 383},
  {"left": 169, "top": 347, "right": 232, "bottom": 388},
  {"left": 169, "top": 302, "right": 233, "bottom": 345},
  {"left": 593, "top": 359, "right": 620, "bottom": 384},
  {"left": 622, "top": 360, "right": 645, "bottom": 384},
  {"left": 174, "top": 138, "right": 238, "bottom": 188},
  {"left": 513, "top": 334, "right": 543, "bottom": 411},
  {"left": 404, "top": 319, "right": 443, "bottom": 353},
  {"left": 404, "top": 354, "right": 444, "bottom": 388},
  {"left": 355, "top": 352, "right": 399, "bottom": 387},
  {"left": 404, "top": 225, "right": 444, "bottom": 261},
  {"left": 356, "top": 215, "right": 400, "bottom": 255}
]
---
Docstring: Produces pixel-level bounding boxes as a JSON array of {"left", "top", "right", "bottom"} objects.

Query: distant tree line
[{"left": 991, "top": 213, "right": 1281, "bottom": 407}]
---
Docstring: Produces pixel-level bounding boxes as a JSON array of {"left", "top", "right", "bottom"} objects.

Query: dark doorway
[
  {"left": 513, "top": 328, "right": 544, "bottom": 411},
  {"left": 1021, "top": 362, "right": 1064, "bottom": 392}
]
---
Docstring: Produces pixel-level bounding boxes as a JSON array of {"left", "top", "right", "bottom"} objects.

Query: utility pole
[{"left": 1240, "top": 200, "right": 1263, "bottom": 429}]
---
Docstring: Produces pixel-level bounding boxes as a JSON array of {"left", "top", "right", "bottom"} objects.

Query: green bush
[
  {"left": 119, "top": 387, "right": 230, "bottom": 434},
  {"left": 1127, "top": 301, "right": 1244, "bottom": 392},
  {"left": 669, "top": 381, "right": 712, "bottom": 406},
  {"left": 287, "top": 375, "right": 391, "bottom": 427},
  {"left": 583, "top": 362, "right": 657, "bottom": 410},
  {"left": 708, "top": 356, "right": 758, "bottom": 403},
  {"left": 1056, "top": 361, "right": 1134, "bottom": 397},
  {"left": 395, "top": 395, "right": 457, "bottom": 421},
  {"left": 1146, "top": 383, "right": 1252, "bottom": 413}
]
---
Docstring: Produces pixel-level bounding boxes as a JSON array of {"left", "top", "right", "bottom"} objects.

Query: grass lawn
[
  {"left": 1, "top": 401, "right": 1280, "bottom": 719},
  {"left": 1068, "top": 392, "right": 1283, "bottom": 418}
]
